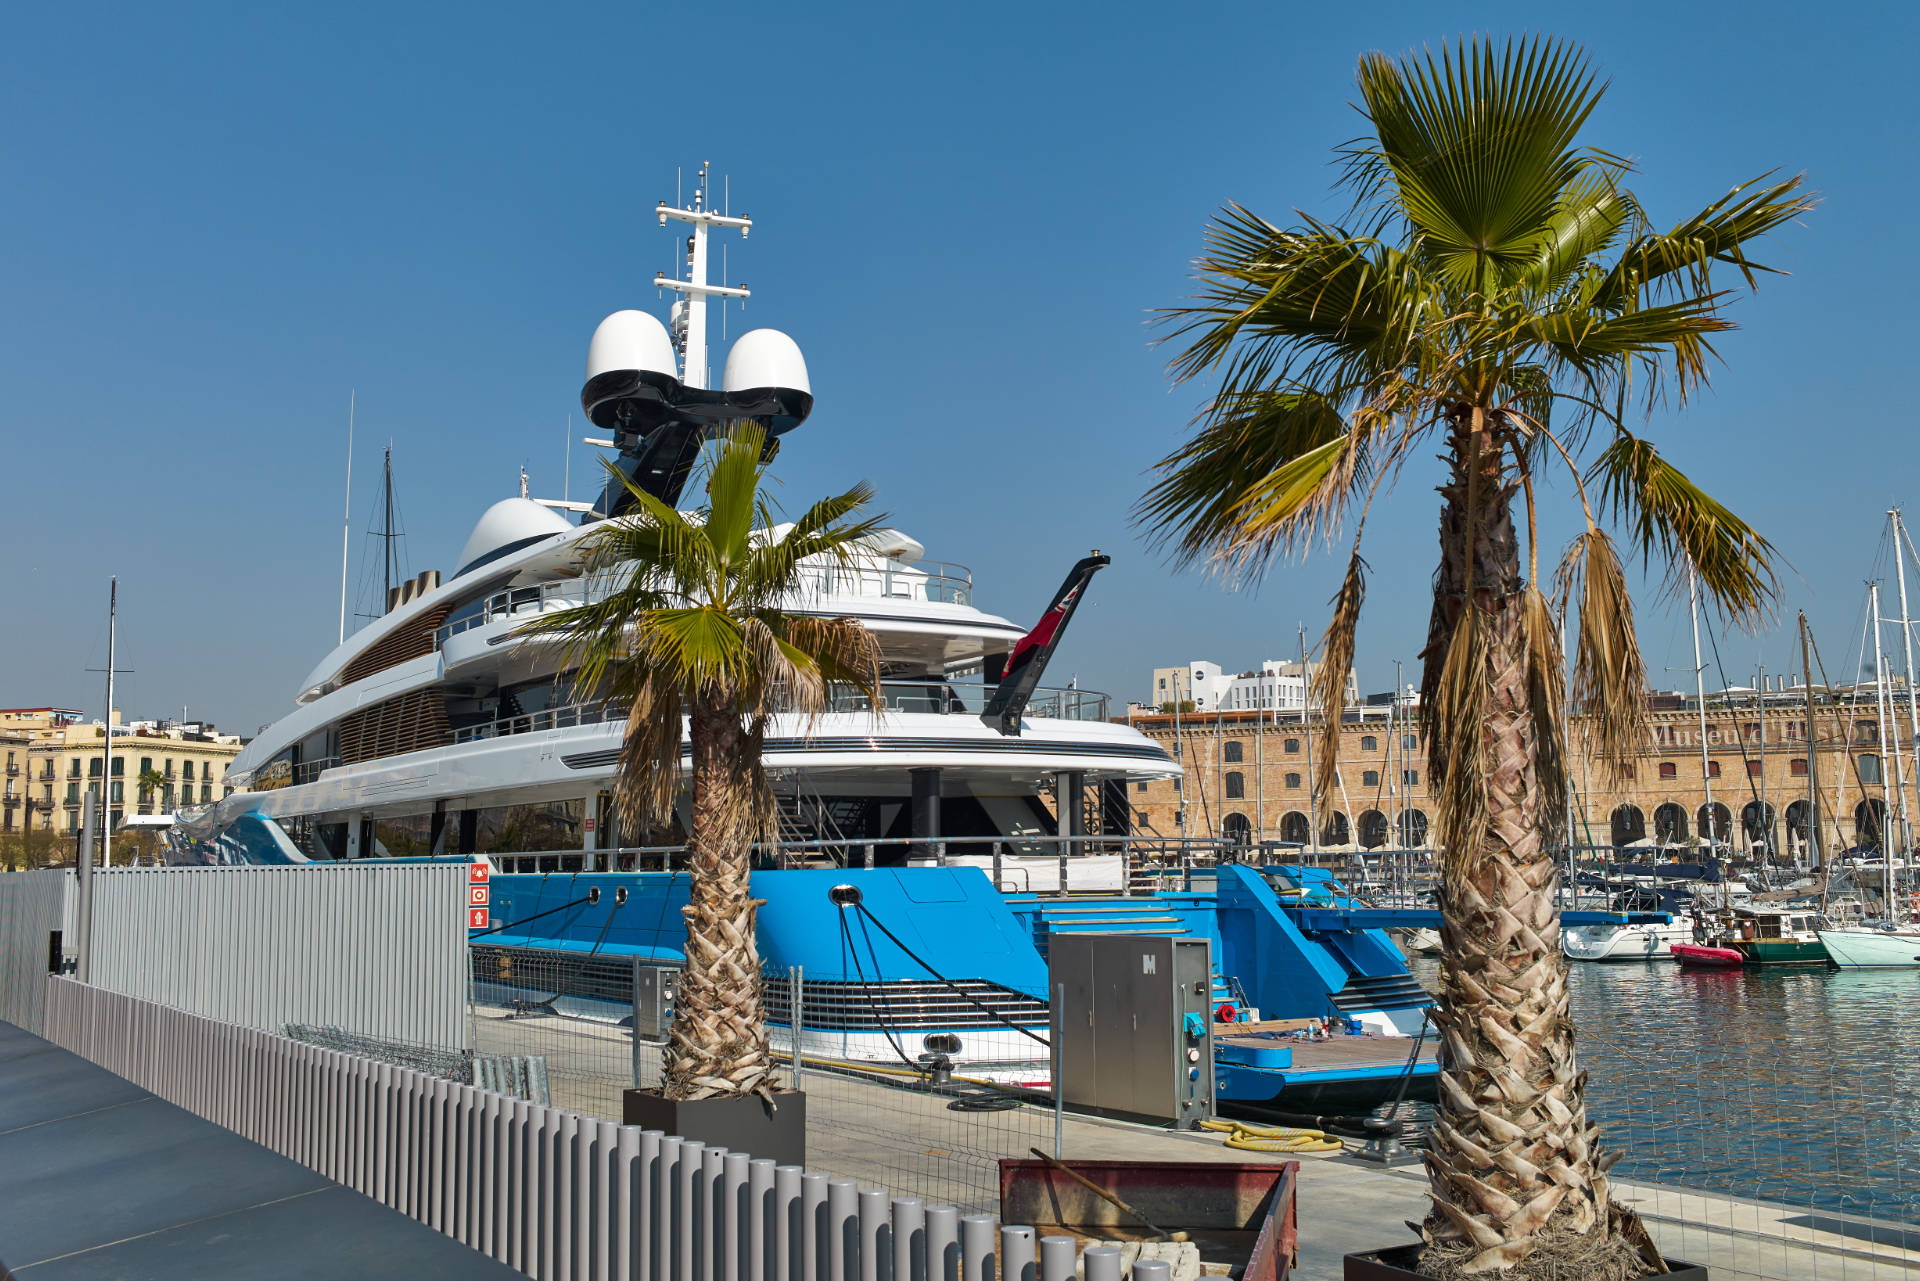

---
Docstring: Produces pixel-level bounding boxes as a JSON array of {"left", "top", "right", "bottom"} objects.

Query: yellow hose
[{"left": 1199, "top": 1118, "right": 1345, "bottom": 1153}]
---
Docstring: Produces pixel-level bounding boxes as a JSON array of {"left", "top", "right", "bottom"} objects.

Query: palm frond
[
  {"left": 1426, "top": 606, "right": 1491, "bottom": 881},
  {"left": 1555, "top": 529, "right": 1647, "bottom": 781},
  {"left": 1312, "top": 546, "right": 1367, "bottom": 803},
  {"left": 1587, "top": 434, "right": 1780, "bottom": 624},
  {"left": 1588, "top": 172, "right": 1815, "bottom": 310},
  {"left": 701, "top": 424, "right": 771, "bottom": 570},
  {"left": 1522, "top": 586, "right": 1569, "bottom": 841},
  {"left": 1354, "top": 36, "right": 1606, "bottom": 294}
]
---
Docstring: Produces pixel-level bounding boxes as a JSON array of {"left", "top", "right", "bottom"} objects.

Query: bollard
[
  {"left": 925, "top": 1206, "right": 959, "bottom": 1281},
  {"left": 959, "top": 1215, "right": 997, "bottom": 1281},
  {"left": 678, "top": 1140, "right": 704, "bottom": 1281},
  {"left": 1038, "top": 1237, "right": 1076, "bottom": 1281},
  {"left": 1083, "top": 1248, "right": 1123, "bottom": 1281},
  {"left": 703, "top": 1146, "right": 729, "bottom": 1281},
  {"left": 1000, "top": 1226, "right": 1035, "bottom": 1281},
  {"left": 1132, "top": 1262, "right": 1172, "bottom": 1281},
  {"left": 891, "top": 1198, "right": 925, "bottom": 1281}
]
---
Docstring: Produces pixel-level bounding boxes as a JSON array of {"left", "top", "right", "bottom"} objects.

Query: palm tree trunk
[
  {"left": 1420, "top": 416, "right": 1630, "bottom": 1274},
  {"left": 662, "top": 688, "right": 776, "bottom": 1101}
]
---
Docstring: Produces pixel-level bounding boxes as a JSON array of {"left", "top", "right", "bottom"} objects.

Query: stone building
[
  {"left": 1, "top": 707, "right": 242, "bottom": 837},
  {"left": 1126, "top": 692, "right": 1908, "bottom": 861}
]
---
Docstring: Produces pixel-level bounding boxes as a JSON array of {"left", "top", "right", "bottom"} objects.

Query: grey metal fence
[
  {"left": 0, "top": 869, "right": 70, "bottom": 1034},
  {"left": 86, "top": 863, "right": 469, "bottom": 1047},
  {"left": 44, "top": 977, "right": 1170, "bottom": 1281}
]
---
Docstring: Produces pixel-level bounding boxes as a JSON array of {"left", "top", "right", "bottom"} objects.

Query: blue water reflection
[{"left": 1405, "top": 957, "right": 1920, "bottom": 1224}]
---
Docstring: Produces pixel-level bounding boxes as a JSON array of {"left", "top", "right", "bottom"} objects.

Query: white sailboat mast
[
  {"left": 338, "top": 391, "right": 354, "bottom": 646},
  {"left": 1871, "top": 583, "right": 1908, "bottom": 856},
  {"left": 1689, "top": 564, "right": 1715, "bottom": 849},
  {"left": 1891, "top": 508, "right": 1920, "bottom": 852},
  {"left": 102, "top": 578, "right": 117, "bottom": 869},
  {"left": 654, "top": 162, "right": 751, "bottom": 389}
]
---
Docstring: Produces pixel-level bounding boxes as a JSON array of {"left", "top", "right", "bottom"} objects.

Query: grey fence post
[
  {"left": 925, "top": 1206, "right": 959, "bottom": 1281},
  {"left": 632, "top": 955, "right": 646, "bottom": 1087},
  {"left": 959, "top": 1215, "right": 996, "bottom": 1281},
  {"left": 1132, "top": 1262, "right": 1172, "bottom": 1281},
  {"left": 726, "top": 1151, "right": 752, "bottom": 1281},
  {"left": 1038, "top": 1237, "right": 1075, "bottom": 1281},
  {"left": 790, "top": 966, "right": 805, "bottom": 1093},
  {"left": 702, "top": 1144, "right": 728, "bottom": 1281},
  {"left": 1082, "top": 1248, "right": 1122, "bottom": 1281},
  {"left": 678, "top": 1140, "right": 705, "bottom": 1281},
  {"left": 858, "top": 1187, "right": 888, "bottom": 1281},
  {"left": 1051, "top": 982, "right": 1065, "bottom": 1159},
  {"left": 828, "top": 1179, "right": 857, "bottom": 1281},
  {"left": 749, "top": 1158, "right": 776, "bottom": 1281},
  {"left": 891, "top": 1198, "right": 924, "bottom": 1281},
  {"left": 999, "top": 1227, "right": 1035, "bottom": 1281},
  {"left": 802, "top": 1171, "right": 829, "bottom": 1281},
  {"left": 774, "top": 1166, "right": 803, "bottom": 1281}
]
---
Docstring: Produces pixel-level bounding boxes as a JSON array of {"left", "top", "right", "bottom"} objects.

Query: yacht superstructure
[{"left": 193, "top": 166, "right": 1179, "bottom": 874}]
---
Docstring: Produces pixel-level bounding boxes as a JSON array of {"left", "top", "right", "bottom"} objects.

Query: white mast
[
  {"left": 1891, "top": 508, "right": 1920, "bottom": 854},
  {"left": 1689, "top": 564, "right": 1716, "bottom": 851},
  {"left": 338, "top": 391, "right": 355, "bottom": 646},
  {"left": 101, "top": 578, "right": 117, "bottom": 869},
  {"left": 1871, "top": 583, "right": 1906, "bottom": 858},
  {"left": 655, "top": 162, "right": 751, "bottom": 389}
]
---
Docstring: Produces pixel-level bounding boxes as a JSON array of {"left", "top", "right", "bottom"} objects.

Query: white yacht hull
[
  {"left": 1816, "top": 928, "right": 1920, "bottom": 968},
  {"left": 1563, "top": 920, "right": 1690, "bottom": 962}
]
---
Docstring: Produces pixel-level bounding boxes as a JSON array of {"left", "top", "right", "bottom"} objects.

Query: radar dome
[
  {"left": 586, "top": 310, "right": 678, "bottom": 382},
  {"left": 722, "top": 328, "right": 810, "bottom": 396},
  {"left": 454, "top": 498, "right": 574, "bottom": 579}
]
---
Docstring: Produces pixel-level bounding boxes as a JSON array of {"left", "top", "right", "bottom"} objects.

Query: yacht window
[
  {"left": 369, "top": 813, "right": 435, "bottom": 859},
  {"left": 467, "top": 800, "right": 584, "bottom": 855}
]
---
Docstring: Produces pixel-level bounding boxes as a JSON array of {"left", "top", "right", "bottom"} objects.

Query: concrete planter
[
  {"left": 621, "top": 1087, "right": 806, "bottom": 1167},
  {"left": 1343, "top": 1244, "right": 1706, "bottom": 1280}
]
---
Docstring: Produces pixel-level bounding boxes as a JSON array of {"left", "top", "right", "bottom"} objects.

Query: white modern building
[{"left": 1149, "top": 659, "right": 1357, "bottom": 714}]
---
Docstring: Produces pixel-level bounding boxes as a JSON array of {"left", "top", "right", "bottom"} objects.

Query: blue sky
[{"left": 2, "top": 1, "right": 1913, "bottom": 732}]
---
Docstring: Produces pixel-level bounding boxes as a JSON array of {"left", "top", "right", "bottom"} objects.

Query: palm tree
[
  {"left": 136, "top": 768, "right": 168, "bottom": 814},
  {"left": 524, "top": 425, "right": 884, "bottom": 1102},
  {"left": 1139, "top": 38, "right": 1809, "bottom": 1276}
]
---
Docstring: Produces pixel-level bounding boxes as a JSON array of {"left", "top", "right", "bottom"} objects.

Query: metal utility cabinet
[{"left": 1050, "top": 934, "right": 1215, "bottom": 1127}]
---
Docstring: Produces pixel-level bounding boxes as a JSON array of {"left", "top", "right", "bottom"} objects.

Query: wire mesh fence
[{"left": 463, "top": 945, "right": 1061, "bottom": 1214}]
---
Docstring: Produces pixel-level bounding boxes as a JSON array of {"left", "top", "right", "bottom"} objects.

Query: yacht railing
[
  {"left": 450, "top": 681, "right": 1110, "bottom": 743},
  {"left": 797, "top": 559, "right": 972, "bottom": 606},
  {"left": 435, "top": 560, "right": 978, "bottom": 653},
  {"left": 470, "top": 833, "right": 1251, "bottom": 890}
]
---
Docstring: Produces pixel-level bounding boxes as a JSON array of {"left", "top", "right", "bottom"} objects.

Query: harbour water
[{"left": 1406, "top": 956, "right": 1920, "bottom": 1225}]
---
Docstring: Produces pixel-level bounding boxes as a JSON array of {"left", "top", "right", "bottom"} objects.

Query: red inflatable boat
[{"left": 1672, "top": 943, "right": 1744, "bottom": 968}]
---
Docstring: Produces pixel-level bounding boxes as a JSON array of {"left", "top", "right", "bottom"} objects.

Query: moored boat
[
  {"left": 1671, "top": 942, "right": 1744, "bottom": 968},
  {"left": 1816, "top": 926, "right": 1920, "bottom": 968},
  {"left": 1564, "top": 917, "right": 1689, "bottom": 961},
  {"left": 1696, "top": 907, "right": 1829, "bottom": 966}
]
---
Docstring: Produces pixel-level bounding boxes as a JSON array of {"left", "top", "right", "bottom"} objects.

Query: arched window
[
  {"left": 1358, "top": 809, "right": 1389, "bottom": 848},
  {"left": 1856, "top": 798, "right": 1887, "bottom": 850},
  {"left": 1363, "top": 770, "right": 1380, "bottom": 787},
  {"left": 1698, "top": 802, "right": 1732, "bottom": 845},
  {"left": 1284, "top": 738, "right": 1300, "bottom": 754},
  {"left": 1858, "top": 754, "right": 1884, "bottom": 784},
  {"left": 1222, "top": 812, "right": 1251, "bottom": 847},
  {"left": 1653, "top": 803, "right": 1689, "bottom": 844},
  {"left": 1742, "top": 801, "right": 1777, "bottom": 853},
  {"left": 1321, "top": 812, "right": 1350, "bottom": 845},
  {"left": 1658, "top": 762, "right": 1678, "bottom": 779},
  {"left": 1361, "top": 736, "right": 1378, "bottom": 751},
  {"left": 1223, "top": 741, "right": 1243, "bottom": 763},
  {"left": 1279, "top": 811, "right": 1311, "bottom": 844},
  {"left": 1785, "top": 799, "right": 1813, "bottom": 856},
  {"left": 1398, "top": 810, "right": 1429, "bottom": 846},
  {"left": 1610, "top": 804, "right": 1646, "bottom": 846},
  {"left": 1225, "top": 772, "right": 1245, "bottom": 799},
  {"left": 1284, "top": 772, "right": 1302, "bottom": 789}
]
